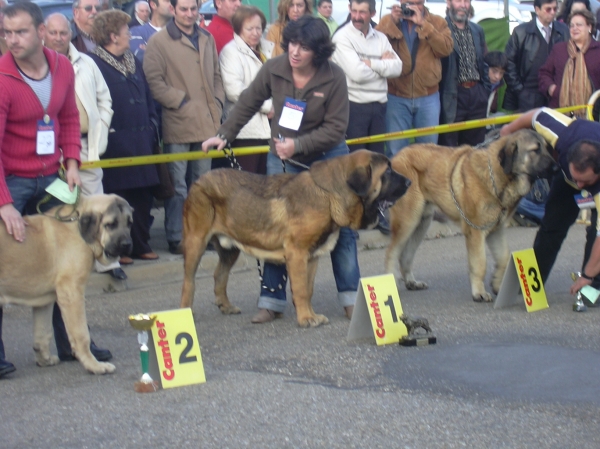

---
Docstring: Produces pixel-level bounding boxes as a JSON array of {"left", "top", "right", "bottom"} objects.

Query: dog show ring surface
[
  {"left": 146, "top": 308, "right": 206, "bottom": 389},
  {"left": 347, "top": 274, "right": 408, "bottom": 345},
  {"left": 494, "top": 248, "right": 549, "bottom": 312}
]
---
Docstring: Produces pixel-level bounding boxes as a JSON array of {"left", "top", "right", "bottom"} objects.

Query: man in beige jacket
[{"left": 144, "top": 0, "right": 224, "bottom": 254}]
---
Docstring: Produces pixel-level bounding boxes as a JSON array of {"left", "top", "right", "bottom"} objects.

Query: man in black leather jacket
[{"left": 503, "top": 0, "right": 568, "bottom": 112}]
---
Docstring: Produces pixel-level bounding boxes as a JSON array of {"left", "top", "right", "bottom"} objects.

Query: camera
[{"left": 401, "top": 3, "right": 415, "bottom": 16}]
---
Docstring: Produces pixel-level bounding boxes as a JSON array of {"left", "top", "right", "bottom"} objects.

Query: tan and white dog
[{"left": 0, "top": 194, "right": 133, "bottom": 374}]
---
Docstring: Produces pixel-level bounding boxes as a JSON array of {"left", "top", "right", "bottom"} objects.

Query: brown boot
[{"left": 251, "top": 309, "right": 283, "bottom": 324}]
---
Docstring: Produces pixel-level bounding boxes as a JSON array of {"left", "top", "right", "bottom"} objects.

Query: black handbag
[{"left": 151, "top": 142, "right": 175, "bottom": 201}]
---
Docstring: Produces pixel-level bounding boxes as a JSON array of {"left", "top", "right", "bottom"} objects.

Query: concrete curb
[{"left": 86, "top": 209, "right": 462, "bottom": 297}]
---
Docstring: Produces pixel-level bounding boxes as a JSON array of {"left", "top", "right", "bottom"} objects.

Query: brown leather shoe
[
  {"left": 251, "top": 309, "right": 283, "bottom": 324},
  {"left": 119, "top": 256, "right": 134, "bottom": 265},
  {"left": 137, "top": 252, "right": 159, "bottom": 260},
  {"left": 344, "top": 305, "right": 354, "bottom": 320}
]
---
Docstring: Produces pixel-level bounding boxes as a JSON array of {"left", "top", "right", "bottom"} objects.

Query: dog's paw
[
  {"left": 472, "top": 291, "right": 493, "bottom": 303},
  {"left": 405, "top": 280, "right": 428, "bottom": 290},
  {"left": 297, "top": 314, "right": 330, "bottom": 328},
  {"left": 87, "top": 361, "right": 116, "bottom": 375},
  {"left": 218, "top": 304, "right": 241, "bottom": 315},
  {"left": 35, "top": 354, "right": 60, "bottom": 367}
]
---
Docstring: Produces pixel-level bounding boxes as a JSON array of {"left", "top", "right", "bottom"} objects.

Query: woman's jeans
[{"left": 257, "top": 142, "right": 360, "bottom": 313}]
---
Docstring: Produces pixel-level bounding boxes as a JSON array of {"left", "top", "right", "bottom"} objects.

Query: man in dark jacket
[
  {"left": 438, "top": 0, "right": 490, "bottom": 147},
  {"left": 503, "top": 0, "right": 568, "bottom": 112},
  {"left": 71, "top": 0, "right": 100, "bottom": 52}
]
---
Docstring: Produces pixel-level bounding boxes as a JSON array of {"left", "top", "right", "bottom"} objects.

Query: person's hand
[
  {"left": 548, "top": 84, "right": 556, "bottom": 97},
  {"left": 382, "top": 51, "right": 396, "bottom": 60},
  {"left": 267, "top": 107, "right": 275, "bottom": 120},
  {"left": 570, "top": 276, "right": 592, "bottom": 295},
  {"left": 202, "top": 136, "right": 227, "bottom": 153},
  {"left": 273, "top": 137, "right": 295, "bottom": 160},
  {"left": 0, "top": 203, "right": 26, "bottom": 242},
  {"left": 390, "top": 4, "right": 402, "bottom": 23},
  {"left": 499, "top": 124, "right": 511, "bottom": 137},
  {"left": 361, "top": 58, "right": 372, "bottom": 68},
  {"left": 65, "top": 159, "right": 81, "bottom": 192},
  {"left": 403, "top": 4, "right": 424, "bottom": 26}
]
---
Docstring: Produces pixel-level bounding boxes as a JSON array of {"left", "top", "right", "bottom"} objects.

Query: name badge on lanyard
[
  {"left": 36, "top": 114, "right": 55, "bottom": 156},
  {"left": 278, "top": 97, "right": 306, "bottom": 131},
  {"left": 575, "top": 190, "right": 596, "bottom": 209}
]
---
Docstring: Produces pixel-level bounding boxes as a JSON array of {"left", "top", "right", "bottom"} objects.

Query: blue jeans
[
  {"left": 164, "top": 142, "right": 211, "bottom": 243},
  {"left": 385, "top": 92, "right": 440, "bottom": 156},
  {"left": 1, "top": 174, "right": 61, "bottom": 363},
  {"left": 259, "top": 142, "right": 360, "bottom": 312}
]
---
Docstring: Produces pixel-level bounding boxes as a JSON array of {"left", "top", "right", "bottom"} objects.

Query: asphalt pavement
[{"left": 1, "top": 208, "right": 599, "bottom": 449}]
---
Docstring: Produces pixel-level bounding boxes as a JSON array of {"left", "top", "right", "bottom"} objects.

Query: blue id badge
[
  {"left": 278, "top": 97, "right": 306, "bottom": 131},
  {"left": 574, "top": 190, "right": 595, "bottom": 209},
  {"left": 36, "top": 118, "right": 55, "bottom": 155}
]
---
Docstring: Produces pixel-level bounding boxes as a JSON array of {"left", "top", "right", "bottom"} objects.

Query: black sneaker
[
  {"left": 376, "top": 210, "right": 391, "bottom": 235},
  {"left": 0, "top": 359, "right": 16, "bottom": 378},
  {"left": 59, "top": 342, "right": 113, "bottom": 362},
  {"left": 168, "top": 241, "right": 183, "bottom": 255},
  {"left": 108, "top": 268, "right": 127, "bottom": 280}
]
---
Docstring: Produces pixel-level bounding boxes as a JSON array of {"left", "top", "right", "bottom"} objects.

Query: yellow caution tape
[{"left": 81, "top": 104, "right": 588, "bottom": 170}]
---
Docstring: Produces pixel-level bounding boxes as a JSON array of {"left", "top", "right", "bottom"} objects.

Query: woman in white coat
[{"left": 219, "top": 5, "right": 274, "bottom": 174}]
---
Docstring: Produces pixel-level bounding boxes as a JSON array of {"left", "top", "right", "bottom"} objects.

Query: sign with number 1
[
  {"left": 150, "top": 308, "right": 206, "bottom": 389},
  {"left": 347, "top": 274, "right": 408, "bottom": 345}
]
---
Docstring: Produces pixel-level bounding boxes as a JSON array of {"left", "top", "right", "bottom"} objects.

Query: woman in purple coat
[
  {"left": 539, "top": 9, "right": 600, "bottom": 117},
  {"left": 89, "top": 10, "right": 159, "bottom": 261}
]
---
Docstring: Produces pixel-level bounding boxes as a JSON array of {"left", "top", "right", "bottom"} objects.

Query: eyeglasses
[
  {"left": 541, "top": 6, "right": 558, "bottom": 12},
  {"left": 80, "top": 5, "right": 99, "bottom": 12},
  {"left": 569, "top": 22, "right": 588, "bottom": 28}
]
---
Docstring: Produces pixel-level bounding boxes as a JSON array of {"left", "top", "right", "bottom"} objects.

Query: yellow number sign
[
  {"left": 150, "top": 308, "right": 206, "bottom": 389},
  {"left": 347, "top": 274, "right": 408, "bottom": 345},
  {"left": 512, "top": 249, "right": 548, "bottom": 312}
]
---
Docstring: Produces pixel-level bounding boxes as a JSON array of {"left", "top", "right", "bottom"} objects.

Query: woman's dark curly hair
[{"left": 281, "top": 15, "right": 335, "bottom": 68}]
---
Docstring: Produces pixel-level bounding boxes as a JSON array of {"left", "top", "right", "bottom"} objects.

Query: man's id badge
[
  {"left": 575, "top": 190, "right": 595, "bottom": 209},
  {"left": 36, "top": 118, "right": 55, "bottom": 155},
  {"left": 278, "top": 97, "right": 306, "bottom": 131}
]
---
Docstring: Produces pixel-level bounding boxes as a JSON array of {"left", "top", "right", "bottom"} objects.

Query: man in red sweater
[
  {"left": 0, "top": 2, "right": 110, "bottom": 379},
  {"left": 206, "top": 0, "right": 241, "bottom": 54}
]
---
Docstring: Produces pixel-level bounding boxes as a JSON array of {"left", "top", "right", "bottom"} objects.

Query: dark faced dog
[{"left": 180, "top": 150, "right": 410, "bottom": 327}]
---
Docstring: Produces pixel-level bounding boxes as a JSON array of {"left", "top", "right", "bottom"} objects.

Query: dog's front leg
[
  {"left": 287, "top": 251, "right": 329, "bottom": 328},
  {"left": 56, "top": 286, "right": 115, "bottom": 374},
  {"left": 464, "top": 229, "right": 493, "bottom": 302},
  {"left": 32, "top": 302, "right": 59, "bottom": 367},
  {"left": 486, "top": 227, "right": 510, "bottom": 295}
]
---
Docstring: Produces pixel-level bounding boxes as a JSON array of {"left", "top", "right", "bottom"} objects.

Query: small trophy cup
[
  {"left": 571, "top": 272, "right": 588, "bottom": 312},
  {"left": 128, "top": 313, "right": 159, "bottom": 393}
]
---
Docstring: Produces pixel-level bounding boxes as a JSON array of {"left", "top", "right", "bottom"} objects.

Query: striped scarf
[{"left": 559, "top": 39, "right": 592, "bottom": 118}]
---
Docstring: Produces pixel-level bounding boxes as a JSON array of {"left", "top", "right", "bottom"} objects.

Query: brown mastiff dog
[
  {"left": 0, "top": 194, "right": 133, "bottom": 374},
  {"left": 180, "top": 150, "right": 411, "bottom": 327},
  {"left": 385, "top": 130, "right": 556, "bottom": 302}
]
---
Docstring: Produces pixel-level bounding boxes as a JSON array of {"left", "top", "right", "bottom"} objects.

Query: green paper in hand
[{"left": 45, "top": 178, "right": 78, "bottom": 204}]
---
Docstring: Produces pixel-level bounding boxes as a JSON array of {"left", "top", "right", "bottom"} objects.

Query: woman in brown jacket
[{"left": 203, "top": 16, "right": 359, "bottom": 324}]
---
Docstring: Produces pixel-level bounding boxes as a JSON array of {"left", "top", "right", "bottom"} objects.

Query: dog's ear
[
  {"left": 499, "top": 139, "right": 518, "bottom": 175},
  {"left": 79, "top": 213, "right": 99, "bottom": 244},
  {"left": 346, "top": 165, "right": 372, "bottom": 197}
]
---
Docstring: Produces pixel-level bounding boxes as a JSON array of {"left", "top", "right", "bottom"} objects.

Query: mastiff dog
[
  {"left": 181, "top": 150, "right": 411, "bottom": 327},
  {"left": 385, "top": 130, "right": 556, "bottom": 302},
  {"left": 0, "top": 194, "right": 133, "bottom": 374}
]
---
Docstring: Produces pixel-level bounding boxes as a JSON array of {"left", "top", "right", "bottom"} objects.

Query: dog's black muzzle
[
  {"left": 104, "top": 235, "right": 133, "bottom": 259},
  {"left": 379, "top": 169, "right": 411, "bottom": 210}
]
